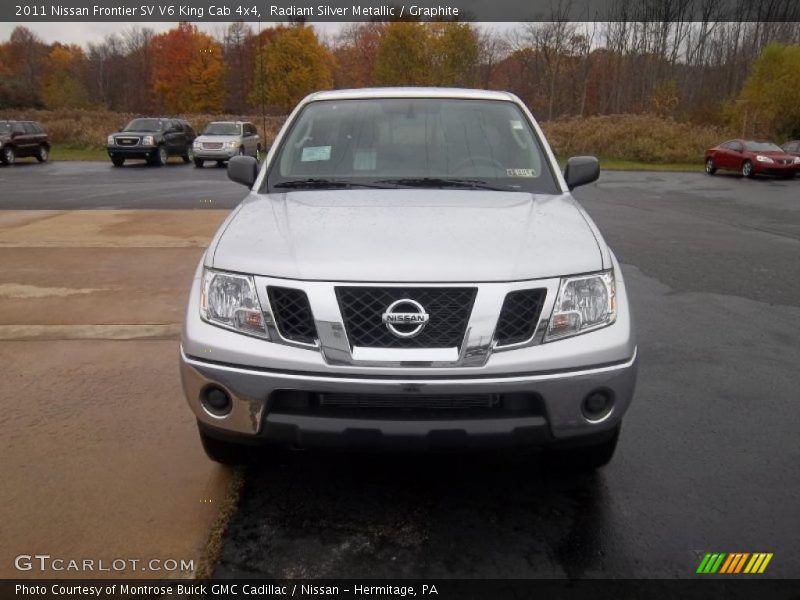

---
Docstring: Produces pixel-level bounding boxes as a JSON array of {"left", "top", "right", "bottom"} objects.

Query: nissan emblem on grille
[{"left": 381, "top": 299, "right": 430, "bottom": 338}]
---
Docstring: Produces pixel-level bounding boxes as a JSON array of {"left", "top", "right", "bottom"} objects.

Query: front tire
[
  {"left": 742, "top": 160, "right": 754, "bottom": 178},
  {"left": 151, "top": 146, "right": 168, "bottom": 167},
  {"left": 111, "top": 156, "right": 125, "bottom": 167},
  {"left": 705, "top": 158, "right": 716, "bottom": 175},
  {"left": 1, "top": 145, "right": 16, "bottom": 165},
  {"left": 548, "top": 426, "right": 620, "bottom": 471},
  {"left": 199, "top": 428, "right": 251, "bottom": 465},
  {"left": 194, "top": 158, "right": 205, "bottom": 168},
  {"left": 183, "top": 145, "right": 194, "bottom": 164},
  {"left": 36, "top": 145, "right": 49, "bottom": 163}
]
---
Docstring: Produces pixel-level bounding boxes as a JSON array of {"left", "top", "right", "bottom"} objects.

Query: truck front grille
[
  {"left": 267, "top": 286, "right": 317, "bottom": 344},
  {"left": 335, "top": 286, "right": 477, "bottom": 349},
  {"left": 494, "top": 288, "right": 547, "bottom": 346},
  {"left": 116, "top": 136, "right": 140, "bottom": 146}
]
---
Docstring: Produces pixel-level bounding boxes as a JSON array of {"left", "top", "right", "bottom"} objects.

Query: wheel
[
  {"left": 199, "top": 427, "right": 251, "bottom": 465},
  {"left": 182, "top": 145, "right": 194, "bottom": 164},
  {"left": 36, "top": 145, "right": 49, "bottom": 163},
  {"left": 1, "top": 145, "right": 16, "bottom": 165},
  {"left": 216, "top": 160, "right": 225, "bottom": 167},
  {"left": 741, "top": 160, "right": 754, "bottom": 178},
  {"left": 547, "top": 426, "right": 620, "bottom": 471},
  {"left": 111, "top": 156, "right": 125, "bottom": 167},
  {"left": 705, "top": 158, "right": 716, "bottom": 175},
  {"left": 194, "top": 158, "right": 205, "bottom": 168},
  {"left": 238, "top": 146, "right": 245, "bottom": 156},
  {"left": 151, "top": 146, "right": 168, "bottom": 166}
]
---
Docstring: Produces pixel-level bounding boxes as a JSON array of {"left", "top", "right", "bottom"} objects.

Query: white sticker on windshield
[
  {"left": 354, "top": 149, "right": 376, "bottom": 171},
  {"left": 301, "top": 146, "right": 331, "bottom": 162},
  {"left": 510, "top": 120, "right": 524, "bottom": 130},
  {"left": 507, "top": 168, "right": 535, "bottom": 177}
]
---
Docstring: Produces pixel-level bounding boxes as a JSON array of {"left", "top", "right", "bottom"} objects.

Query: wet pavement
[{"left": 214, "top": 171, "right": 800, "bottom": 579}]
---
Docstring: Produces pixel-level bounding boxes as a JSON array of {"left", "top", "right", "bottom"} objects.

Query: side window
[
  {"left": 246, "top": 124, "right": 256, "bottom": 137},
  {"left": 731, "top": 142, "right": 743, "bottom": 153},
  {"left": 23, "top": 122, "right": 37, "bottom": 134},
  {"left": 12, "top": 123, "right": 25, "bottom": 135}
]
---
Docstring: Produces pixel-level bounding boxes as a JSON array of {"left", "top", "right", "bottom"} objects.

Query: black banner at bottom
[{"left": 3, "top": 579, "right": 800, "bottom": 600}]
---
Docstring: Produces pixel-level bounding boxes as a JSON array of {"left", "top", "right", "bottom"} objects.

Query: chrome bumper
[{"left": 180, "top": 347, "right": 637, "bottom": 447}]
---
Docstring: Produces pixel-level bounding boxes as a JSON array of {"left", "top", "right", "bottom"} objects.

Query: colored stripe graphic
[{"left": 699, "top": 552, "right": 773, "bottom": 574}]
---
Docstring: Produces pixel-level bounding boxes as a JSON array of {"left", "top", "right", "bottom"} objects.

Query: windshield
[
  {"left": 0, "top": 123, "right": 9, "bottom": 134},
  {"left": 203, "top": 122, "right": 240, "bottom": 136},
  {"left": 265, "top": 98, "right": 558, "bottom": 193},
  {"left": 124, "top": 118, "right": 165, "bottom": 132},
  {"left": 746, "top": 141, "right": 783, "bottom": 152}
]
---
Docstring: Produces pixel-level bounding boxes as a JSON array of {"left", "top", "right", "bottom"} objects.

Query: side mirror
[
  {"left": 564, "top": 156, "right": 600, "bottom": 190},
  {"left": 228, "top": 155, "right": 259, "bottom": 188}
]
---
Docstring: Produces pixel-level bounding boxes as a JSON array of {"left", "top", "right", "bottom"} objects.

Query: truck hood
[{"left": 210, "top": 190, "right": 605, "bottom": 282}]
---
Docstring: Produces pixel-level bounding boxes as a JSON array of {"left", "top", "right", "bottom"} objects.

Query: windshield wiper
[
  {"left": 375, "top": 177, "right": 509, "bottom": 191},
  {"left": 273, "top": 178, "right": 393, "bottom": 190}
]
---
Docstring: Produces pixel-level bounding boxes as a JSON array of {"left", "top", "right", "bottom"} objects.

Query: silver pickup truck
[{"left": 180, "top": 88, "right": 637, "bottom": 468}]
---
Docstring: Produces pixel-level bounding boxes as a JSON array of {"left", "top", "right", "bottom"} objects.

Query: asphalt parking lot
[{"left": 2, "top": 161, "right": 799, "bottom": 579}]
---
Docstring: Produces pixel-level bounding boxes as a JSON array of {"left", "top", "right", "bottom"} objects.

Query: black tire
[
  {"left": 151, "top": 146, "right": 168, "bottom": 167},
  {"left": 742, "top": 160, "right": 754, "bottom": 178},
  {"left": 182, "top": 145, "right": 194, "bottom": 164},
  {"left": 216, "top": 160, "right": 225, "bottom": 168},
  {"left": 36, "top": 145, "right": 49, "bottom": 163},
  {"left": 705, "top": 158, "right": 716, "bottom": 175},
  {"left": 199, "top": 428, "right": 251, "bottom": 465},
  {"left": 548, "top": 426, "right": 620, "bottom": 471},
  {"left": 111, "top": 156, "right": 125, "bottom": 167},
  {"left": 1, "top": 145, "right": 16, "bottom": 165},
  {"left": 194, "top": 158, "right": 205, "bottom": 168}
]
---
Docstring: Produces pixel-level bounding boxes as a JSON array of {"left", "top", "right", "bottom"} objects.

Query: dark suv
[
  {"left": 0, "top": 120, "right": 50, "bottom": 165},
  {"left": 107, "top": 117, "right": 196, "bottom": 167}
]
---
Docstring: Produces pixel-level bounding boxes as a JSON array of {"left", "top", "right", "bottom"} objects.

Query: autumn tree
[
  {"left": 150, "top": 22, "right": 224, "bottom": 113},
  {"left": 41, "top": 44, "right": 92, "bottom": 109},
  {"left": 737, "top": 42, "right": 800, "bottom": 137},
  {"left": 332, "top": 22, "right": 383, "bottom": 88},
  {"left": 374, "top": 22, "right": 433, "bottom": 86},
  {"left": 429, "top": 23, "right": 480, "bottom": 87},
  {"left": 251, "top": 25, "right": 333, "bottom": 113},
  {"left": 222, "top": 22, "right": 256, "bottom": 113},
  {"left": 0, "top": 27, "right": 48, "bottom": 107}
]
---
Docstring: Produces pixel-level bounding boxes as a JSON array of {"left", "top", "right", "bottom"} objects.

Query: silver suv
[
  {"left": 180, "top": 88, "right": 637, "bottom": 469},
  {"left": 192, "top": 121, "right": 260, "bottom": 168}
]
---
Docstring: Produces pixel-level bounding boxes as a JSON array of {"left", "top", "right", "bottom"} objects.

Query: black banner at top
[{"left": 4, "top": 0, "right": 800, "bottom": 23}]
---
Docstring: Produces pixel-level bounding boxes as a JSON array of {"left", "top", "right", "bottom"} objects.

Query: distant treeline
[{"left": 1, "top": 18, "right": 799, "bottom": 137}]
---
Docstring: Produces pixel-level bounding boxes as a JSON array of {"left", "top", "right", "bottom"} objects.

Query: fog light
[
  {"left": 201, "top": 386, "right": 232, "bottom": 417},
  {"left": 582, "top": 389, "right": 614, "bottom": 421}
]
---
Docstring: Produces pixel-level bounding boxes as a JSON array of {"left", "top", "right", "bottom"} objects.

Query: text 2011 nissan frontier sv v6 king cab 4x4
[{"left": 180, "top": 88, "right": 637, "bottom": 468}]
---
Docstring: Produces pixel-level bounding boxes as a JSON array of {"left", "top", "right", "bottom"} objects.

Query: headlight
[
  {"left": 545, "top": 271, "right": 616, "bottom": 341},
  {"left": 107, "top": 135, "right": 114, "bottom": 146},
  {"left": 200, "top": 269, "right": 267, "bottom": 338},
  {"left": 193, "top": 140, "right": 202, "bottom": 148},
  {"left": 755, "top": 155, "right": 773, "bottom": 163},
  {"left": 142, "top": 135, "right": 155, "bottom": 146},
  {"left": 225, "top": 141, "right": 239, "bottom": 149},
  {"left": 793, "top": 157, "right": 800, "bottom": 164}
]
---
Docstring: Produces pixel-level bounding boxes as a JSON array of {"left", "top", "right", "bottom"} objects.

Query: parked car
[
  {"left": 180, "top": 88, "right": 637, "bottom": 470},
  {"left": 107, "top": 117, "right": 196, "bottom": 167},
  {"left": 193, "top": 121, "right": 261, "bottom": 168},
  {"left": 781, "top": 139, "right": 800, "bottom": 158},
  {"left": 0, "top": 120, "right": 50, "bottom": 165},
  {"left": 705, "top": 139, "right": 800, "bottom": 178}
]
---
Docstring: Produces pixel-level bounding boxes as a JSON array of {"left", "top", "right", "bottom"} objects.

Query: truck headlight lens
[
  {"left": 545, "top": 271, "right": 616, "bottom": 341},
  {"left": 142, "top": 135, "right": 155, "bottom": 146},
  {"left": 200, "top": 269, "right": 267, "bottom": 338},
  {"left": 107, "top": 135, "right": 115, "bottom": 146},
  {"left": 225, "top": 141, "right": 239, "bottom": 149},
  {"left": 755, "top": 155, "right": 773, "bottom": 163}
]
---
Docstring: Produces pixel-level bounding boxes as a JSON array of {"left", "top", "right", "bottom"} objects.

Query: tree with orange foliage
[
  {"left": 332, "top": 22, "right": 383, "bottom": 89},
  {"left": 150, "top": 22, "right": 224, "bottom": 113},
  {"left": 41, "top": 43, "right": 92, "bottom": 109}
]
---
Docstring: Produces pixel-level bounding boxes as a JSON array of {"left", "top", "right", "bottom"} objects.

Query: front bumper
[
  {"left": 194, "top": 147, "right": 238, "bottom": 160},
  {"left": 180, "top": 347, "right": 637, "bottom": 449},
  {"left": 108, "top": 146, "right": 157, "bottom": 159}
]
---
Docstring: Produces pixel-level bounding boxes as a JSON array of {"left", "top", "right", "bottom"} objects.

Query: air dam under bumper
[{"left": 180, "top": 348, "right": 637, "bottom": 450}]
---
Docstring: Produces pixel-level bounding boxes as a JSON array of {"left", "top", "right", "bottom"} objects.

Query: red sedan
[{"left": 705, "top": 139, "right": 799, "bottom": 178}]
